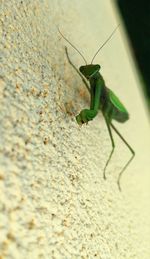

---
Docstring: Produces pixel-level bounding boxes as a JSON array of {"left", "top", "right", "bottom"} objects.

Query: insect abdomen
[
  {"left": 111, "top": 106, "right": 129, "bottom": 122},
  {"left": 103, "top": 103, "right": 129, "bottom": 123},
  {"left": 105, "top": 88, "right": 129, "bottom": 123}
]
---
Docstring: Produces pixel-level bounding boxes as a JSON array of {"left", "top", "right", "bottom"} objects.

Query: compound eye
[{"left": 79, "top": 66, "right": 84, "bottom": 73}]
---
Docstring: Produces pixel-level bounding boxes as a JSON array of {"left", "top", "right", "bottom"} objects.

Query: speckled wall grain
[{"left": 0, "top": 0, "right": 150, "bottom": 258}]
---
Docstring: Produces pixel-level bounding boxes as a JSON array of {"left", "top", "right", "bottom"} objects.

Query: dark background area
[{"left": 117, "top": 1, "right": 150, "bottom": 109}]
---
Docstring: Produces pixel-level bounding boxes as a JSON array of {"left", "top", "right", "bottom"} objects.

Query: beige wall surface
[{"left": 0, "top": 0, "right": 150, "bottom": 258}]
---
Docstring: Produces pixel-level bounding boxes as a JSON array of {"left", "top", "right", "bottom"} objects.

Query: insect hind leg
[
  {"left": 110, "top": 122, "right": 135, "bottom": 191},
  {"left": 103, "top": 117, "right": 115, "bottom": 180}
]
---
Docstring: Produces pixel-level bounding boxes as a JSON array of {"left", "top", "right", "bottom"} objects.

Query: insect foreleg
[
  {"left": 110, "top": 123, "right": 135, "bottom": 191},
  {"left": 65, "top": 47, "right": 90, "bottom": 93},
  {"left": 76, "top": 79, "right": 102, "bottom": 124},
  {"left": 103, "top": 117, "right": 115, "bottom": 180}
]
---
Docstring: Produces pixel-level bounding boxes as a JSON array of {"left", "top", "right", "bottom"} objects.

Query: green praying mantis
[{"left": 58, "top": 26, "right": 135, "bottom": 191}]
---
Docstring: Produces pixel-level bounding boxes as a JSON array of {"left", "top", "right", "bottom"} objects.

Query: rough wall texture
[{"left": 0, "top": 0, "right": 150, "bottom": 258}]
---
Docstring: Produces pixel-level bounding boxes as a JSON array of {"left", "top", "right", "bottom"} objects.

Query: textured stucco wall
[{"left": 0, "top": 0, "right": 150, "bottom": 258}]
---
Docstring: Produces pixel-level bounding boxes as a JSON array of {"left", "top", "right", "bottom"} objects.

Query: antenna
[
  {"left": 58, "top": 27, "right": 87, "bottom": 65},
  {"left": 91, "top": 24, "right": 120, "bottom": 64}
]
